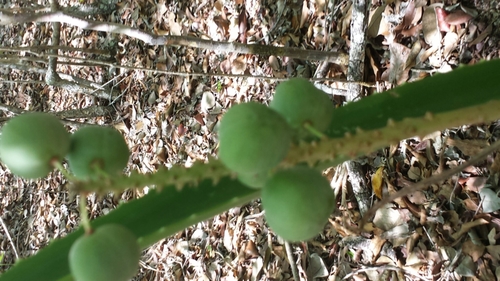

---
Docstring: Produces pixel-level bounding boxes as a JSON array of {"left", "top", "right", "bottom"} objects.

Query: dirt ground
[{"left": 1, "top": 0, "right": 500, "bottom": 280}]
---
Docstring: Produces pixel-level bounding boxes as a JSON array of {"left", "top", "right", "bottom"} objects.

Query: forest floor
[{"left": 1, "top": 0, "right": 500, "bottom": 280}]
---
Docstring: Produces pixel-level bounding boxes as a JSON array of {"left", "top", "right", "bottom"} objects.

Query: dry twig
[
  {"left": 359, "top": 140, "right": 500, "bottom": 230},
  {"left": 0, "top": 10, "right": 349, "bottom": 65}
]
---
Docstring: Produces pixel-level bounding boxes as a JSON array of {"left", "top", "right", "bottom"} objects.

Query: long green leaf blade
[{"left": 0, "top": 178, "right": 258, "bottom": 281}]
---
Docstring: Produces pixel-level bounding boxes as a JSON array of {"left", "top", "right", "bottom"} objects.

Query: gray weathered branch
[{"left": 0, "top": 10, "right": 349, "bottom": 65}]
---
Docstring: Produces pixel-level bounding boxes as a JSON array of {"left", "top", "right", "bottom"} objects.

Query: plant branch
[
  {"left": 0, "top": 10, "right": 349, "bottom": 65},
  {"left": 0, "top": 58, "right": 372, "bottom": 89},
  {"left": 358, "top": 139, "right": 500, "bottom": 230},
  {"left": 0, "top": 57, "right": 116, "bottom": 99},
  {"left": 0, "top": 104, "right": 115, "bottom": 127},
  {"left": 345, "top": 0, "right": 373, "bottom": 217},
  {"left": 45, "top": 0, "right": 61, "bottom": 84},
  {"left": 0, "top": 45, "right": 110, "bottom": 57},
  {"left": 0, "top": 216, "right": 19, "bottom": 260}
]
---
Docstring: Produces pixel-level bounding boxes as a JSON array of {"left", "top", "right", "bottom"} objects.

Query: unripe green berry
[
  {"left": 270, "top": 78, "right": 334, "bottom": 139},
  {"left": 69, "top": 224, "right": 140, "bottom": 281},
  {"left": 67, "top": 126, "right": 129, "bottom": 180},
  {"left": 262, "top": 167, "right": 335, "bottom": 241},
  {"left": 0, "top": 112, "right": 70, "bottom": 179},
  {"left": 237, "top": 170, "right": 269, "bottom": 189},
  {"left": 218, "top": 102, "right": 292, "bottom": 174}
]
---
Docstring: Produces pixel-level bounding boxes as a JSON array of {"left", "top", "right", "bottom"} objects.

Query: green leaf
[
  {"left": 2, "top": 59, "right": 500, "bottom": 281},
  {"left": 326, "top": 59, "right": 500, "bottom": 137},
  {"left": 0, "top": 178, "right": 259, "bottom": 281}
]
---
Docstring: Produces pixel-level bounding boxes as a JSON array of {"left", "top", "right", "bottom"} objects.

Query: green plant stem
[
  {"left": 52, "top": 161, "right": 77, "bottom": 181},
  {"left": 303, "top": 122, "right": 326, "bottom": 139},
  {"left": 78, "top": 195, "right": 92, "bottom": 235}
]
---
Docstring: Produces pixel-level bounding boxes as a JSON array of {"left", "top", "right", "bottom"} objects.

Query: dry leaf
[
  {"left": 445, "top": 9, "right": 474, "bottom": 25},
  {"left": 422, "top": 4, "right": 443, "bottom": 46},
  {"left": 462, "top": 239, "right": 485, "bottom": 262},
  {"left": 238, "top": 7, "right": 248, "bottom": 43},
  {"left": 435, "top": 7, "right": 450, "bottom": 32},
  {"left": 468, "top": 23, "right": 492, "bottom": 46},
  {"left": 367, "top": 4, "right": 386, "bottom": 38},
  {"left": 371, "top": 166, "right": 385, "bottom": 199},
  {"left": 446, "top": 137, "right": 489, "bottom": 157}
]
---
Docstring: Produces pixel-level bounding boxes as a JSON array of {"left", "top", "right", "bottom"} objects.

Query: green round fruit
[
  {"left": 218, "top": 102, "right": 292, "bottom": 174},
  {"left": 67, "top": 126, "right": 129, "bottom": 180},
  {"left": 237, "top": 170, "right": 270, "bottom": 189},
  {"left": 0, "top": 112, "right": 70, "bottom": 179},
  {"left": 261, "top": 167, "right": 335, "bottom": 242},
  {"left": 270, "top": 78, "right": 334, "bottom": 138},
  {"left": 69, "top": 224, "right": 140, "bottom": 281}
]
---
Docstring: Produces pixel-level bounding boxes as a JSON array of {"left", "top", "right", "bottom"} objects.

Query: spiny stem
[{"left": 72, "top": 158, "right": 233, "bottom": 194}]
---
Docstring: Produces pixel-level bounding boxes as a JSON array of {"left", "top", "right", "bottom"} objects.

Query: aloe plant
[{"left": 1, "top": 59, "right": 500, "bottom": 281}]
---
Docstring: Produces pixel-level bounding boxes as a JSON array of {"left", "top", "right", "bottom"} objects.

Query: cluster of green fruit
[
  {"left": 0, "top": 112, "right": 138, "bottom": 281},
  {"left": 0, "top": 112, "right": 130, "bottom": 180},
  {"left": 218, "top": 78, "right": 336, "bottom": 242}
]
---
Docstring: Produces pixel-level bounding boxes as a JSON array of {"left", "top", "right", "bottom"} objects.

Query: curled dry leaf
[
  {"left": 445, "top": 9, "right": 474, "bottom": 25},
  {"left": 422, "top": 4, "right": 443, "bottom": 46},
  {"left": 238, "top": 6, "right": 248, "bottom": 43},
  {"left": 435, "top": 7, "right": 450, "bottom": 32},
  {"left": 371, "top": 166, "right": 384, "bottom": 199}
]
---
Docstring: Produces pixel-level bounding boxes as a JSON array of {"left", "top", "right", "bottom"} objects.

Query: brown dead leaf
[
  {"left": 452, "top": 219, "right": 489, "bottom": 240},
  {"left": 167, "top": 12, "right": 182, "bottom": 36},
  {"left": 469, "top": 23, "right": 492, "bottom": 46},
  {"left": 490, "top": 152, "right": 500, "bottom": 173},
  {"left": 435, "top": 7, "right": 450, "bottom": 32},
  {"left": 463, "top": 198, "right": 479, "bottom": 211},
  {"left": 463, "top": 177, "right": 487, "bottom": 193},
  {"left": 213, "top": 15, "right": 230, "bottom": 36},
  {"left": 367, "top": 4, "right": 386, "bottom": 38},
  {"left": 406, "top": 190, "right": 426, "bottom": 205},
  {"left": 462, "top": 239, "right": 485, "bottom": 262},
  {"left": 231, "top": 55, "right": 247, "bottom": 75},
  {"left": 402, "top": 0, "right": 416, "bottom": 27},
  {"left": 340, "top": 2, "right": 352, "bottom": 37},
  {"left": 445, "top": 9, "right": 474, "bottom": 25},
  {"left": 238, "top": 7, "right": 248, "bottom": 43},
  {"left": 220, "top": 58, "right": 231, "bottom": 73},
  {"left": 370, "top": 236, "right": 386, "bottom": 262},
  {"left": 244, "top": 240, "right": 259, "bottom": 259},
  {"left": 300, "top": 0, "right": 309, "bottom": 28},
  {"left": 446, "top": 138, "right": 489, "bottom": 157},
  {"left": 486, "top": 245, "right": 500, "bottom": 262},
  {"left": 422, "top": 4, "right": 442, "bottom": 46},
  {"left": 371, "top": 166, "right": 385, "bottom": 199},
  {"left": 384, "top": 42, "right": 411, "bottom": 84},
  {"left": 477, "top": 258, "right": 496, "bottom": 281},
  {"left": 443, "top": 31, "right": 459, "bottom": 58}
]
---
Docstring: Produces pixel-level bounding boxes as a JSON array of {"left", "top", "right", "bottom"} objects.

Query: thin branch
[
  {"left": 0, "top": 45, "right": 110, "bottom": 57},
  {"left": 0, "top": 0, "right": 116, "bottom": 17},
  {"left": 345, "top": 0, "right": 371, "bottom": 216},
  {"left": 0, "top": 104, "right": 115, "bottom": 123},
  {"left": 359, "top": 140, "right": 500, "bottom": 230},
  {"left": 0, "top": 216, "right": 19, "bottom": 260},
  {"left": 45, "top": 0, "right": 61, "bottom": 84},
  {"left": 0, "top": 103, "right": 25, "bottom": 115},
  {"left": 0, "top": 57, "right": 116, "bottom": 99},
  {"left": 0, "top": 58, "right": 375, "bottom": 88},
  {"left": 346, "top": 0, "right": 370, "bottom": 100},
  {"left": 54, "top": 105, "right": 115, "bottom": 119},
  {"left": 0, "top": 10, "right": 349, "bottom": 65},
  {"left": 285, "top": 242, "right": 300, "bottom": 281}
]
